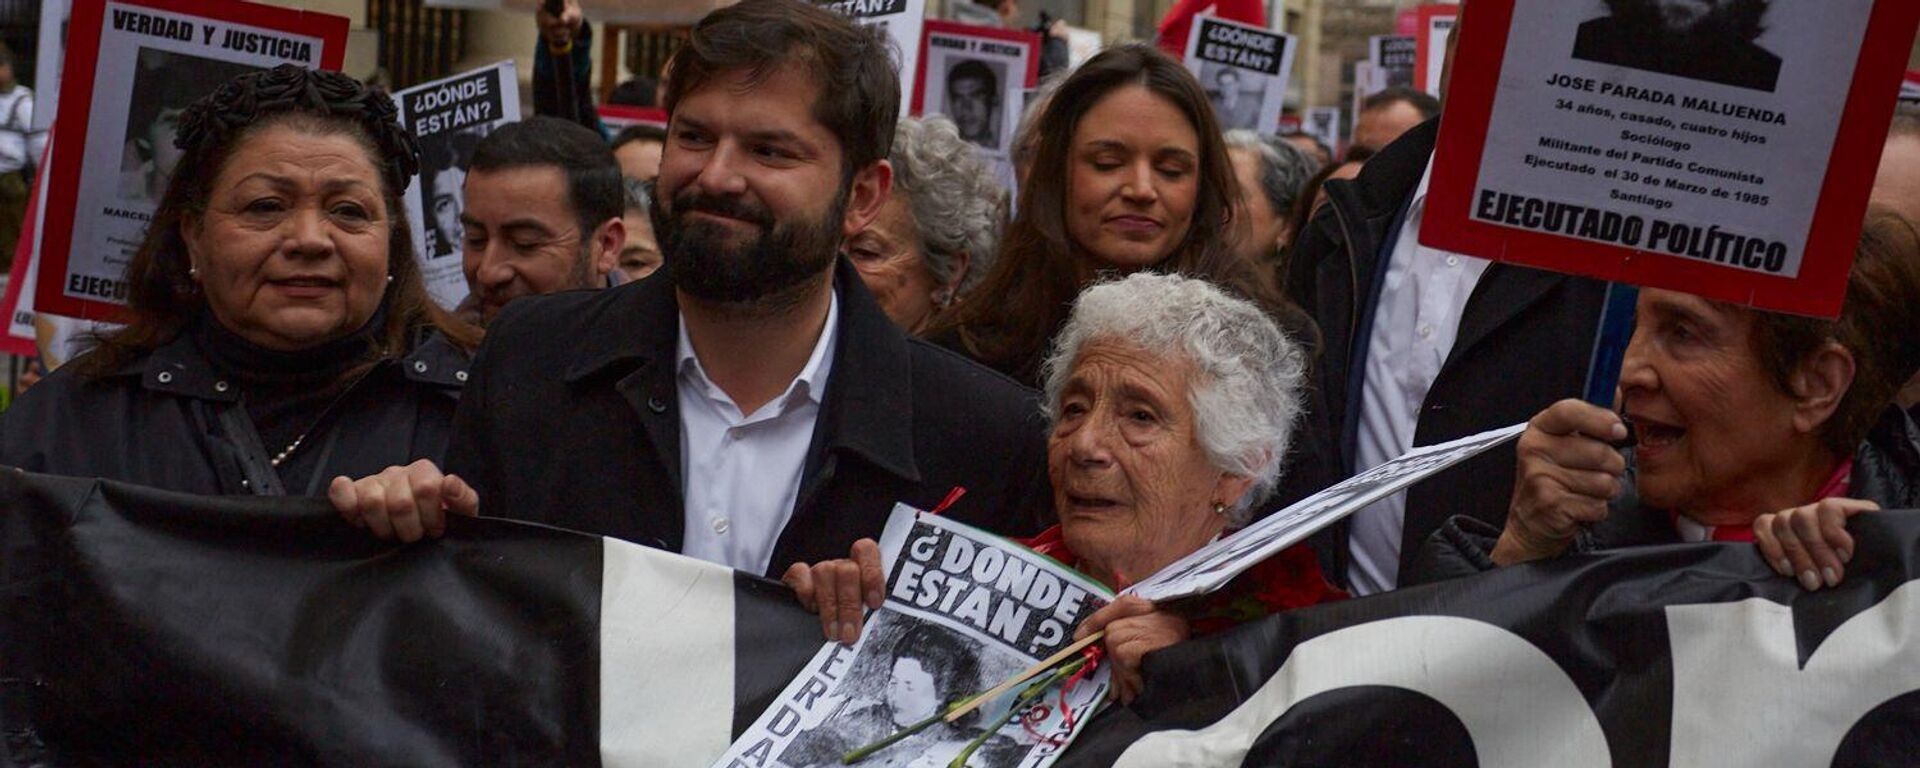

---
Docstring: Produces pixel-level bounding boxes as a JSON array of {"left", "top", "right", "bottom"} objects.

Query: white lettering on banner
[
  {"left": 1113, "top": 584, "right": 1920, "bottom": 766},
  {"left": 1112, "top": 617, "right": 1609, "bottom": 767},
  {"left": 1667, "top": 581, "right": 1920, "bottom": 767}
]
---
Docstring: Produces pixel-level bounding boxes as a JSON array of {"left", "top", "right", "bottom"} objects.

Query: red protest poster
[
  {"left": 914, "top": 20, "right": 1040, "bottom": 160},
  {"left": 0, "top": 153, "right": 46, "bottom": 358},
  {"left": 1422, "top": 0, "right": 1920, "bottom": 318},
  {"left": 1412, "top": 4, "right": 1457, "bottom": 97},
  {"left": 37, "top": 0, "right": 348, "bottom": 321},
  {"left": 598, "top": 105, "right": 669, "bottom": 132}
]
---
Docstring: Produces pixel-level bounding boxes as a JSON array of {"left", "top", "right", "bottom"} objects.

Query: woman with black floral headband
[{"left": 0, "top": 65, "right": 481, "bottom": 501}]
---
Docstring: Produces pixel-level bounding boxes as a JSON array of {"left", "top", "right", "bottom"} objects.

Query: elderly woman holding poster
[
  {"left": 1407, "top": 211, "right": 1920, "bottom": 589},
  {"left": 0, "top": 66, "right": 479, "bottom": 501},
  {"left": 789, "top": 273, "right": 1344, "bottom": 703}
]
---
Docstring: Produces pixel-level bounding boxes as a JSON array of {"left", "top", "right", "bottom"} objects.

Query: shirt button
[
  {"left": 1418, "top": 325, "right": 1433, "bottom": 339},
  {"left": 711, "top": 517, "right": 730, "bottom": 535},
  {"left": 1446, "top": 255, "right": 1460, "bottom": 267}
]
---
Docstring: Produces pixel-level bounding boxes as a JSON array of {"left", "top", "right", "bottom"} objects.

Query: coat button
[
  {"left": 156, "top": 371, "right": 174, "bottom": 384},
  {"left": 455, "top": 370, "right": 468, "bottom": 382},
  {"left": 647, "top": 396, "right": 668, "bottom": 413},
  {"left": 413, "top": 361, "right": 429, "bottom": 373},
  {"left": 214, "top": 381, "right": 230, "bottom": 393}
]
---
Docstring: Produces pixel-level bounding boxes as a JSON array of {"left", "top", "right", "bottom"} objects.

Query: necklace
[{"left": 267, "top": 368, "right": 375, "bottom": 468}]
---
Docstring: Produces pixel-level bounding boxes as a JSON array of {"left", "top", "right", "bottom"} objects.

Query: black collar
[
  {"left": 562, "top": 259, "right": 922, "bottom": 484},
  {"left": 116, "top": 326, "right": 467, "bottom": 401}
]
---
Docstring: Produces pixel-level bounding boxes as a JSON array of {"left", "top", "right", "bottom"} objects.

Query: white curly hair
[
  {"left": 1040, "top": 272, "right": 1306, "bottom": 524},
  {"left": 890, "top": 115, "right": 1005, "bottom": 296}
]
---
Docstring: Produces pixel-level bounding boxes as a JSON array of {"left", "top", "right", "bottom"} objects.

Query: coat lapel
[{"left": 1443, "top": 263, "right": 1571, "bottom": 377}]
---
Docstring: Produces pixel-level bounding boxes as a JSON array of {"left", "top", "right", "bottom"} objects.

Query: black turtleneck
[{"left": 191, "top": 307, "right": 387, "bottom": 492}]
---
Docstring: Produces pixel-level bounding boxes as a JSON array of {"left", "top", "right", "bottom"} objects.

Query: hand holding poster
[
  {"left": 396, "top": 61, "right": 520, "bottom": 310},
  {"left": 36, "top": 0, "right": 348, "bottom": 320},
  {"left": 1180, "top": 15, "right": 1297, "bottom": 134},
  {"left": 716, "top": 504, "right": 1112, "bottom": 768},
  {"left": 1422, "top": 0, "right": 1920, "bottom": 317},
  {"left": 823, "top": 0, "right": 927, "bottom": 118},
  {"left": 916, "top": 21, "right": 1039, "bottom": 159}
]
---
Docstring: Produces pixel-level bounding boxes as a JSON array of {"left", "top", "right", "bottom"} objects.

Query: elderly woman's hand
[
  {"left": 328, "top": 460, "right": 479, "bottom": 543},
  {"left": 782, "top": 538, "right": 884, "bottom": 645},
  {"left": 1493, "top": 399, "right": 1628, "bottom": 566},
  {"left": 1074, "top": 595, "right": 1189, "bottom": 705},
  {"left": 1755, "top": 497, "right": 1878, "bottom": 590}
]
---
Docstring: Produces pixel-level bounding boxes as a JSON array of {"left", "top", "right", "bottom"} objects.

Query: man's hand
[
  {"left": 782, "top": 539, "right": 884, "bottom": 645},
  {"left": 536, "top": 0, "right": 584, "bottom": 49},
  {"left": 328, "top": 459, "right": 479, "bottom": 543},
  {"left": 1074, "top": 595, "right": 1189, "bottom": 705},
  {"left": 1492, "top": 399, "right": 1627, "bottom": 566},
  {"left": 1755, "top": 497, "right": 1878, "bottom": 591}
]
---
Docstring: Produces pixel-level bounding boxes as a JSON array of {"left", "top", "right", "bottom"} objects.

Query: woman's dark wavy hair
[
  {"left": 78, "top": 65, "right": 480, "bottom": 377},
  {"left": 927, "top": 43, "right": 1276, "bottom": 380}
]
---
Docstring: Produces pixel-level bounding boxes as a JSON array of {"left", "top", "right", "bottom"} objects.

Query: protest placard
[
  {"left": 1181, "top": 15, "right": 1296, "bottom": 134},
  {"left": 1902, "top": 70, "right": 1920, "bottom": 105},
  {"left": 1413, "top": 4, "right": 1456, "bottom": 97},
  {"left": 715, "top": 504, "right": 1112, "bottom": 768},
  {"left": 1304, "top": 106, "right": 1341, "bottom": 152},
  {"left": 823, "top": 0, "right": 926, "bottom": 118},
  {"left": 1128, "top": 423, "right": 1526, "bottom": 603},
  {"left": 1422, "top": 0, "right": 1920, "bottom": 318},
  {"left": 1369, "top": 34, "right": 1416, "bottom": 91},
  {"left": 32, "top": 0, "right": 70, "bottom": 132},
  {"left": 396, "top": 60, "right": 519, "bottom": 310},
  {"left": 916, "top": 21, "right": 1038, "bottom": 159},
  {"left": 35, "top": 0, "right": 347, "bottom": 321},
  {"left": 597, "top": 104, "right": 667, "bottom": 133},
  {"left": 1351, "top": 60, "right": 1379, "bottom": 125},
  {"left": 0, "top": 143, "right": 48, "bottom": 357}
]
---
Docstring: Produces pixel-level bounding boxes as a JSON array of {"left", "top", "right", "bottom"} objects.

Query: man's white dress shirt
[
  {"left": 1347, "top": 160, "right": 1492, "bottom": 595},
  {"left": 676, "top": 295, "right": 839, "bottom": 573}
]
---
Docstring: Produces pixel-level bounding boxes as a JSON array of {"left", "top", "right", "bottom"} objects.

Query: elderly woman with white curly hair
[
  {"left": 844, "top": 115, "right": 1005, "bottom": 334},
  {"left": 787, "top": 272, "right": 1344, "bottom": 702}
]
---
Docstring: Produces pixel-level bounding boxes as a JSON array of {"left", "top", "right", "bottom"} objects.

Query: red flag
[{"left": 1156, "top": 0, "right": 1266, "bottom": 58}]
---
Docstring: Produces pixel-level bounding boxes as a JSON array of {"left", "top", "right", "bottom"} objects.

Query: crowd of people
[{"left": 3, "top": 0, "right": 1920, "bottom": 735}]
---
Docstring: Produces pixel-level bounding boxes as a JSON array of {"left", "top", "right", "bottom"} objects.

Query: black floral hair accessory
[{"left": 173, "top": 64, "right": 419, "bottom": 192}]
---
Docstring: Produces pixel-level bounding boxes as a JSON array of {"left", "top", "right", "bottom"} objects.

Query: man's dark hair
[
  {"left": 947, "top": 60, "right": 999, "bottom": 103},
  {"left": 1361, "top": 86, "right": 1441, "bottom": 121},
  {"left": 469, "top": 115, "right": 624, "bottom": 238},
  {"left": 611, "top": 124, "right": 668, "bottom": 153},
  {"left": 663, "top": 0, "right": 898, "bottom": 176}
]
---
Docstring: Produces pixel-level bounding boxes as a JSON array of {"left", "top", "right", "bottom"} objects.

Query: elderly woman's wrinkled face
[
  {"left": 849, "top": 195, "right": 945, "bottom": 334},
  {"left": 1049, "top": 339, "right": 1249, "bottom": 586},
  {"left": 1065, "top": 85, "right": 1200, "bottom": 272},
  {"left": 183, "top": 124, "right": 390, "bottom": 351},
  {"left": 1618, "top": 289, "right": 1810, "bottom": 514}
]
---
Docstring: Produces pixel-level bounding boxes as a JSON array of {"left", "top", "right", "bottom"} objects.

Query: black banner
[{"left": 1059, "top": 513, "right": 1920, "bottom": 766}]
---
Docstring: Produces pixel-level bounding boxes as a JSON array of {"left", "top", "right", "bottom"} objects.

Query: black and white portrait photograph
[
  {"left": 943, "top": 57, "right": 1006, "bottom": 151},
  {"left": 416, "top": 125, "right": 491, "bottom": 260},
  {"left": 1202, "top": 62, "right": 1264, "bottom": 131},
  {"left": 776, "top": 614, "right": 1027, "bottom": 768},
  {"left": 117, "top": 48, "right": 261, "bottom": 204},
  {"left": 1571, "top": 0, "right": 1783, "bottom": 92}
]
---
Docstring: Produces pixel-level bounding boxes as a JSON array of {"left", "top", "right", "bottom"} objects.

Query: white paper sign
[
  {"left": 33, "top": 0, "right": 71, "bottom": 132},
  {"left": 823, "top": 0, "right": 927, "bottom": 118},
  {"left": 1420, "top": 11, "right": 1455, "bottom": 95},
  {"left": 1129, "top": 423, "right": 1527, "bottom": 603},
  {"left": 1369, "top": 34, "right": 1416, "bottom": 91},
  {"left": 1182, "top": 15, "right": 1297, "bottom": 134},
  {"left": 921, "top": 26, "right": 1033, "bottom": 158},
  {"left": 714, "top": 504, "right": 1113, "bottom": 768},
  {"left": 1304, "top": 106, "right": 1341, "bottom": 153},
  {"left": 395, "top": 60, "right": 520, "bottom": 310}
]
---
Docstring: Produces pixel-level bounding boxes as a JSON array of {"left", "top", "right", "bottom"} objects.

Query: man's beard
[{"left": 654, "top": 186, "right": 846, "bottom": 313}]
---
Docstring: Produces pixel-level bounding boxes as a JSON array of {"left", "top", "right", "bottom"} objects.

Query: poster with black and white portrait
[
  {"left": 1181, "top": 15, "right": 1297, "bottom": 134},
  {"left": 1369, "top": 34, "right": 1416, "bottom": 90},
  {"left": 1422, "top": 0, "right": 1920, "bottom": 318},
  {"left": 915, "top": 21, "right": 1038, "bottom": 158},
  {"left": 714, "top": 505, "right": 1112, "bottom": 768},
  {"left": 38, "top": 0, "right": 346, "bottom": 320},
  {"left": 1304, "top": 106, "right": 1341, "bottom": 153},
  {"left": 1413, "top": 3, "right": 1456, "bottom": 96},
  {"left": 397, "top": 60, "right": 518, "bottom": 310}
]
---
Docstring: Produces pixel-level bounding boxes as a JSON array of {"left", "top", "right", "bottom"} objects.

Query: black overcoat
[
  {"left": 0, "top": 330, "right": 468, "bottom": 497},
  {"left": 445, "top": 260, "right": 1054, "bottom": 578}
]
